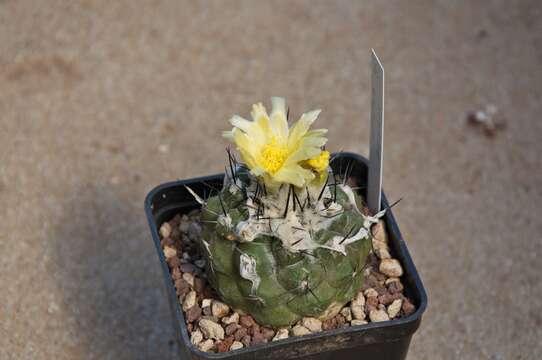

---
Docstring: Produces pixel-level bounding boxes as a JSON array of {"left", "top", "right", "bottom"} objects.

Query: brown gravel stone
[
  {"left": 335, "top": 314, "right": 346, "bottom": 327},
  {"left": 194, "top": 277, "right": 206, "bottom": 293},
  {"left": 240, "top": 315, "right": 255, "bottom": 328},
  {"left": 180, "top": 263, "right": 197, "bottom": 273},
  {"left": 167, "top": 256, "right": 181, "bottom": 268},
  {"left": 185, "top": 305, "right": 202, "bottom": 323},
  {"left": 251, "top": 331, "right": 266, "bottom": 345},
  {"left": 234, "top": 327, "right": 248, "bottom": 341},
  {"left": 366, "top": 295, "right": 379, "bottom": 308},
  {"left": 240, "top": 335, "right": 252, "bottom": 348},
  {"left": 378, "top": 292, "right": 402, "bottom": 306},
  {"left": 225, "top": 323, "right": 239, "bottom": 336},
  {"left": 322, "top": 318, "right": 337, "bottom": 331},
  {"left": 261, "top": 327, "right": 275, "bottom": 341},
  {"left": 175, "top": 278, "right": 190, "bottom": 298},
  {"left": 248, "top": 323, "right": 260, "bottom": 336},
  {"left": 387, "top": 281, "right": 404, "bottom": 294},
  {"left": 171, "top": 267, "right": 182, "bottom": 280},
  {"left": 216, "top": 336, "right": 235, "bottom": 353},
  {"left": 402, "top": 298, "right": 416, "bottom": 316}
]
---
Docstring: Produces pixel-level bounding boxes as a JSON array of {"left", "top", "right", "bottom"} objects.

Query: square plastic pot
[{"left": 145, "top": 152, "right": 427, "bottom": 360}]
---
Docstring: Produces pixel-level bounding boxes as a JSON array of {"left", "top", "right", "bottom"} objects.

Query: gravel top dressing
[{"left": 159, "top": 208, "right": 416, "bottom": 353}]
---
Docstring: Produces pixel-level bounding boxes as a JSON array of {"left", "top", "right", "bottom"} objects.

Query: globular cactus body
[{"left": 199, "top": 170, "right": 374, "bottom": 327}]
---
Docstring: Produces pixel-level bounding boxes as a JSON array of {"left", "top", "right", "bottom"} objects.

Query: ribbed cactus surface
[{"left": 197, "top": 169, "right": 373, "bottom": 327}]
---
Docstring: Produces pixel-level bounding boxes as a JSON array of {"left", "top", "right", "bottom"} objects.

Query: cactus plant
[{"left": 189, "top": 98, "right": 384, "bottom": 327}]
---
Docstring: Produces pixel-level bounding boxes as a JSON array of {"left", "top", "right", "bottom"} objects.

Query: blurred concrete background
[{"left": 1, "top": 1, "right": 541, "bottom": 359}]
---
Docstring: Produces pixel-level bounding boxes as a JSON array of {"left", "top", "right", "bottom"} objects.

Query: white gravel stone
[
  {"left": 379, "top": 259, "right": 403, "bottom": 277},
  {"left": 163, "top": 246, "right": 177, "bottom": 259},
  {"left": 364, "top": 288, "right": 379, "bottom": 298},
  {"left": 292, "top": 325, "right": 311, "bottom": 337},
  {"left": 190, "top": 330, "right": 203, "bottom": 345},
  {"left": 199, "top": 319, "right": 225, "bottom": 340},
  {"left": 273, "top": 328, "right": 289, "bottom": 341},
  {"left": 340, "top": 307, "right": 353, "bottom": 322},
  {"left": 387, "top": 299, "right": 403, "bottom": 319},
  {"left": 182, "top": 291, "right": 197, "bottom": 311},
  {"left": 160, "top": 222, "right": 172, "bottom": 238},
  {"left": 351, "top": 319, "right": 368, "bottom": 326},
  {"left": 160, "top": 222, "right": 171, "bottom": 238},
  {"left": 350, "top": 291, "right": 366, "bottom": 320},
  {"left": 373, "top": 220, "right": 388, "bottom": 243},
  {"left": 375, "top": 247, "right": 391, "bottom": 259},
  {"left": 230, "top": 341, "right": 244, "bottom": 351},
  {"left": 182, "top": 272, "right": 195, "bottom": 287},
  {"left": 198, "top": 339, "right": 214, "bottom": 352},
  {"left": 301, "top": 317, "right": 322, "bottom": 332},
  {"left": 222, "top": 312, "right": 239, "bottom": 325},
  {"left": 211, "top": 301, "right": 230, "bottom": 318},
  {"left": 369, "top": 309, "right": 390, "bottom": 322},
  {"left": 202, "top": 298, "right": 212, "bottom": 308}
]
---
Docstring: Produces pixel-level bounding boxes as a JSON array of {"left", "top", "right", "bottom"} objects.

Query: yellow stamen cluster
[{"left": 261, "top": 140, "right": 289, "bottom": 174}]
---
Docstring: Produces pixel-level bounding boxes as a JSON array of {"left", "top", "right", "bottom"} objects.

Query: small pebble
[
  {"left": 379, "top": 259, "right": 403, "bottom": 277},
  {"left": 351, "top": 292, "right": 366, "bottom": 320},
  {"left": 199, "top": 319, "right": 225, "bottom": 340},
  {"left": 387, "top": 299, "right": 403, "bottom": 319},
  {"left": 167, "top": 256, "right": 181, "bottom": 268},
  {"left": 369, "top": 309, "right": 390, "bottom": 322},
  {"left": 175, "top": 279, "right": 190, "bottom": 298},
  {"left": 261, "top": 327, "right": 275, "bottom": 341},
  {"left": 163, "top": 246, "right": 177, "bottom": 259},
  {"left": 375, "top": 247, "right": 391, "bottom": 259},
  {"left": 234, "top": 327, "right": 248, "bottom": 341},
  {"left": 222, "top": 312, "right": 239, "bottom": 325},
  {"left": 216, "top": 336, "right": 235, "bottom": 352},
  {"left": 251, "top": 331, "right": 266, "bottom": 345},
  {"left": 202, "top": 298, "right": 212, "bottom": 308},
  {"left": 402, "top": 299, "right": 416, "bottom": 316},
  {"left": 190, "top": 330, "right": 203, "bottom": 345},
  {"left": 211, "top": 301, "right": 230, "bottom": 318},
  {"left": 292, "top": 325, "right": 311, "bottom": 336},
  {"left": 182, "top": 291, "right": 197, "bottom": 311},
  {"left": 340, "top": 307, "right": 353, "bottom": 322},
  {"left": 301, "top": 317, "right": 322, "bottom": 332},
  {"left": 160, "top": 222, "right": 172, "bottom": 238},
  {"left": 364, "top": 288, "right": 379, "bottom": 298},
  {"left": 373, "top": 220, "right": 388, "bottom": 243},
  {"left": 351, "top": 319, "right": 368, "bottom": 326},
  {"left": 198, "top": 339, "right": 214, "bottom": 352},
  {"left": 273, "top": 328, "right": 289, "bottom": 341},
  {"left": 171, "top": 267, "right": 182, "bottom": 280},
  {"left": 195, "top": 259, "right": 206, "bottom": 268},
  {"left": 182, "top": 272, "right": 195, "bottom": 287},
  {"left": 240, "top": 335, "right": 252, "bottom": 347},
  {"left": 230, "top": 341, "right": 244, "bottom": 351},
  {"left": 225, "top": 323, "right": 239, "bottom": 336},
  {"left": 240, "top": 315, "right": 255, "bottom": 328},
  {"left": 185, "top": 305, "right": 202, "bottom": 323},
  {"left": 387, "top": 281, "right": 404, "bottom": 294}
]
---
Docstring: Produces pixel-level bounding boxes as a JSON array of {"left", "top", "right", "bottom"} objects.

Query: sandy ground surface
[{"left": 1, "top": 1, "right": 541, "bottom": 359}]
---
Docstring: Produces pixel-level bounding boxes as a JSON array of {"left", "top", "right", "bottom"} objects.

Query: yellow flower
[
  {"left": 223, "top": 97, "right": 328, "bottom": 188},
  {"left": 305, "top": 150, "right": 330, "bottom": 173}
]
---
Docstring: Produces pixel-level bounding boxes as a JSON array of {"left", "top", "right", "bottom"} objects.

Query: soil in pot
[{"left": 158, "top": 193, "right": 416, "bottom": 354}]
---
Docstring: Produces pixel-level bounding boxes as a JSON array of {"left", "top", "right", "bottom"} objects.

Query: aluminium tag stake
[{"left": 368, "top": 49, "right": 384, "bottom": 214}]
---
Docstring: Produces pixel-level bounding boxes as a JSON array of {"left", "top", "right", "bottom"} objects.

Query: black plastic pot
[{"left": 145, "top": 152, "right": 427, "bottom": 360}]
